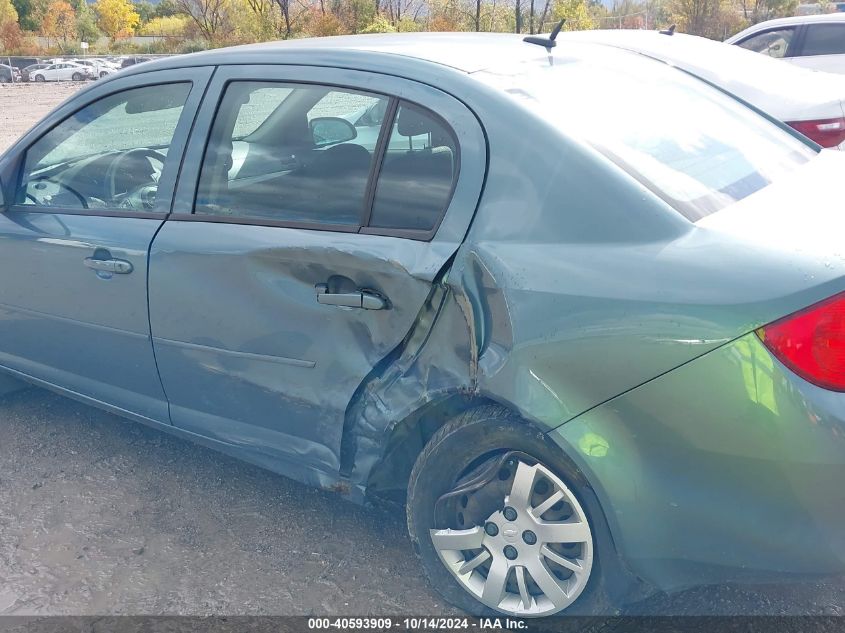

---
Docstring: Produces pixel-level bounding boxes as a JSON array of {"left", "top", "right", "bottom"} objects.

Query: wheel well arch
[
  {"left": 365, "top": 393, "right": 497, "bottom": 504},
  {"left": 364, "top": 392, "right": 561, "bottom": 505}
]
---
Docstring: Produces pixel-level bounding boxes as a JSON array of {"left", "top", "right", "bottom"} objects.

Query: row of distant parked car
[{"left": 0, "top": 56, "right": 154, "bottom": 83}]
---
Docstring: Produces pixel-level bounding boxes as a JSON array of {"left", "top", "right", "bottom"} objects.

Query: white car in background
[
  {"left": 726, "top": 14, "right": 845, "bottom": 75},
  {"left": 559, "top": 29, "right": 845, "bottom": 149},
  {"left": 30, "top": 62, "right": 96, "bottom": 82},
  {"left": 72, "top": 58, "right": 120, "bottom": 78}
]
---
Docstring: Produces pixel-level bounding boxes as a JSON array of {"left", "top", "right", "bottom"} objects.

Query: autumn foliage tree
[
  {"left": 0, "top": 0, "right": 20, "bottom": 51},
  {"left": 41, "top": 0, "right": 77, "bottom": 48},
  {"left": 0, "top": 0, "right": 18, "bottom": 29},
  {"left": 177, "top": 0, "right": 232, "bottom": 41},
  {"left": 94, "top": 0, "right": 139, "bottom": 39}
]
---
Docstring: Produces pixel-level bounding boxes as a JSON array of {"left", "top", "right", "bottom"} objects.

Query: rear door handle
[
  {"left": 84, "top": 257, "right": 133, "bottom": 274},
  {"left": 315, "top": 284, "right": 387, "bottom": 310}
]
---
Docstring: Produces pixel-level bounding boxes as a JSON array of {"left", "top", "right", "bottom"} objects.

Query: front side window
[
  {"left": 799, "top": 24, "right": 845, "bottom": 56},
  {"left": 196, "top": 81, "right": 388, "bottom": 226},
  {"left": 18, "top": 82, "right": 191, "bottom": 212},
  {"left": 737, "top": 28, "right": 796, "bottom": 58}
]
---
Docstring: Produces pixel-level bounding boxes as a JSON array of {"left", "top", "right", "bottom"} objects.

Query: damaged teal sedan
[{"left": 0, "top": 30, "right": 843, "bottom": 618}]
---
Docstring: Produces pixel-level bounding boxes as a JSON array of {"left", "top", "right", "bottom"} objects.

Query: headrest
[{"left": 397, "top": 106, "right": 433, "bottom": 137}]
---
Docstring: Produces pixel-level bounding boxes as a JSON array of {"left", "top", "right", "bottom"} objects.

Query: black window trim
[
  {"left": 360, "top": 97, "right": 399, "bottom": 228},
  {"left": 9, "top": 78, "right": 197, "bottom": 220},
  {"left": 181, "top": 78, "right": 461, "bottom": 243}
]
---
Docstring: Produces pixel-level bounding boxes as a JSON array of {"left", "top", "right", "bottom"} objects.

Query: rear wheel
[
  {"left": 407, "top": 406, "right": 615, "bottom": 617},
  {"left": 72, "top": 72, "right": 82, "bottom": 81}
]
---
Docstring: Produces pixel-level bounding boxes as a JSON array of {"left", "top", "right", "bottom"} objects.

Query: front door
[
  {"left": 0, "top": 68, "right": 212, "bottom": 421},
  {"left": 148, "top": 65, "right": 485, "bottom": 477}
]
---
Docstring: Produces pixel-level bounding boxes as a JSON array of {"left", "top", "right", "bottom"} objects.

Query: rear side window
[
  {"left": 799, "top": 24, "right": 845, "bottom": 56},
  {"left": 736, "top": 27, "right": 796, "bottom": 58},
  {"left": 480, "top": 52, "right": 816, "bottom": 222},
  {"left": 368, "top": 102, "right": 458, "bottom": 232}
]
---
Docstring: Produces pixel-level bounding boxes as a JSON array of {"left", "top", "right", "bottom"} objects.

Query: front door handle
[
  {"left": 84, "top": 257, "right": 133, "bottom": 274},
  {"left": 315, "top": 284, "right": 387, "bottom": 310}
]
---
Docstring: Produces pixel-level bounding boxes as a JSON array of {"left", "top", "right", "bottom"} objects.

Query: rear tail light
[
  {"left": 787, "top": 117, "right": 845, "bottom": 149},
  {"left": 757, "top": 292, "right": 845, "bottom": 391}
]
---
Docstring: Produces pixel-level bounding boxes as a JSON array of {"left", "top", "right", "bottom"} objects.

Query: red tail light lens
[
  {"left": 757, "top": 292, "right": 845, "bottom": 391},
  {"left": 787, "top": 117, "right": 845, "bottom": 149}
]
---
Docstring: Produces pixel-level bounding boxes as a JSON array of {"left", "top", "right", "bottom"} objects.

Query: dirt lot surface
[
  {"left": 0, "top": 82, "right": 84, "bottom": 151},
  {"left": 0, "top": 81, "right": 844, "bottom": 621}
]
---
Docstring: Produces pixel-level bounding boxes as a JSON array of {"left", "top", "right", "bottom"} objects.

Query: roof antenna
[
  {"left": 523, "top": 19, "right": 566, "bottom": 52},
  {"left": 659, "top": 24, "right": 676, "bottom": 35}
]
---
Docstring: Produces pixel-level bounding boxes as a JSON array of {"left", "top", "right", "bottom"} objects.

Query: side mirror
[{"left": 310, "top": 117, "right": 357, "bottom": 148}]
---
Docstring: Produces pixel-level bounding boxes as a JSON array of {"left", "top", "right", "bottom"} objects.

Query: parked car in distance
[
  {"left": 560, "top": 29, "right": 845, "bottom": 149},
  {"left": 20, "top": 63, "right": 50, "bottom": 82},
  {"left": 120, "top": 56, "right": 151, "bottom": 68},
  {"left": 72, "top": 58, "right": 120, "bottom": 78},
  {"left": 0, "top": 64, "right": 20, "bottom": 83},
  {"left": 30, "top": 61, "right": 96, "bottom": 82},
  {"left": 1, "top": 33, "right": 845, "bottom": 618},
  {"left": 726, "top": 13, "right": 845, "bottom": 74}
]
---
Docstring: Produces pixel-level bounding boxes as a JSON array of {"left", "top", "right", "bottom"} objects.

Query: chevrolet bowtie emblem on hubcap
[{"left": 502, "top": 524, "right": 519, "bottom": 542}]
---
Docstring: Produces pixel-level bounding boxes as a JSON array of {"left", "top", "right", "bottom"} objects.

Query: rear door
[
  {"left": 789, "top": 22, "right": 845, "bottom": 73},
  {"left": 0, "top": 67, "right": 212, "bottom": 422},
  {"left": 148, "top": 65, "right": 485, "bottom": 478}
]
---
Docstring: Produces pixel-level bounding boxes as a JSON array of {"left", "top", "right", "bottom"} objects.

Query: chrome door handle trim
[
  {"left": 84, "top": 257, "right": 133, "bottom": 274},
  {"left": 315, "top": 284, "right": 387, "bottom": 310}
]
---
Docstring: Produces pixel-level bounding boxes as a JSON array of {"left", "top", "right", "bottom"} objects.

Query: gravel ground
[
  {"left": 0, "top": 82, "right": 84, "bottom": 151},
  {"left": 0, "top": 82, "right": 844, "bottom": 620}
]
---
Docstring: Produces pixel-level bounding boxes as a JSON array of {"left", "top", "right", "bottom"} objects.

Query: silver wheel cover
[{"left": 430, "top": 459, "right": 593, "bottom": 617}]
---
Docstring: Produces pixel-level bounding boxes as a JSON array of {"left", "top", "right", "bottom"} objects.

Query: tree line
[{"left": 0, "top": 0, "right": 800, "bottom": 57}]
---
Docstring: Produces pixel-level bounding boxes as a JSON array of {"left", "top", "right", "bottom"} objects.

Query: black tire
[
  {"left": 34, "top": 75, "right": 44, "bottom": 82},
  {"left": 100, "top": 71, "right": 108, "bottom": 78},
  {"left": 407, "top": 405, "right": 625, "bottom": 617},
  {"left": 72, "top": 72, "right": 82, "bottom": 81}
]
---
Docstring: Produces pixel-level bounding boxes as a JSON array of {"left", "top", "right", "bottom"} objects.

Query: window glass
[
  {"left": 368, "top": 102, "right": 458, "bottom": 232},
  {"left": 799, "top": 24, "right": 845, "bottom": 56},
  {"left": 196, "top": 81, "right": 388, "bottom": 226},
  {"left": 737, "top": 28, "right": 796, "bottom": 57},
  {"left": 478, "top": 51, "right": 815, "bottom": 222},
  {"left": 231, "top": 86, "right": 293, "bottom": 138},
  {"left": 18, "top": 82, "right": 190, "bottom": 212}
]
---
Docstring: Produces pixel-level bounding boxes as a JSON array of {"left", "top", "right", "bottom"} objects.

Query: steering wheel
[
  {"left": 115, "top": 183, "right": 159, "bottom": 211},
  {"left": 105, "top": 148, "right": 166, "bottom": 201},
  {"left": 27, "top": 178, "right": 89, "bottom": 209}
]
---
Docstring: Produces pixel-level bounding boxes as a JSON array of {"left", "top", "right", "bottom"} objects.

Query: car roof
[
  {"left": 732, "top": 12, "right": 845, "bottom": 30},
  {"left": 123, "top": 32, "right": 554, "bottom": 75}
]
